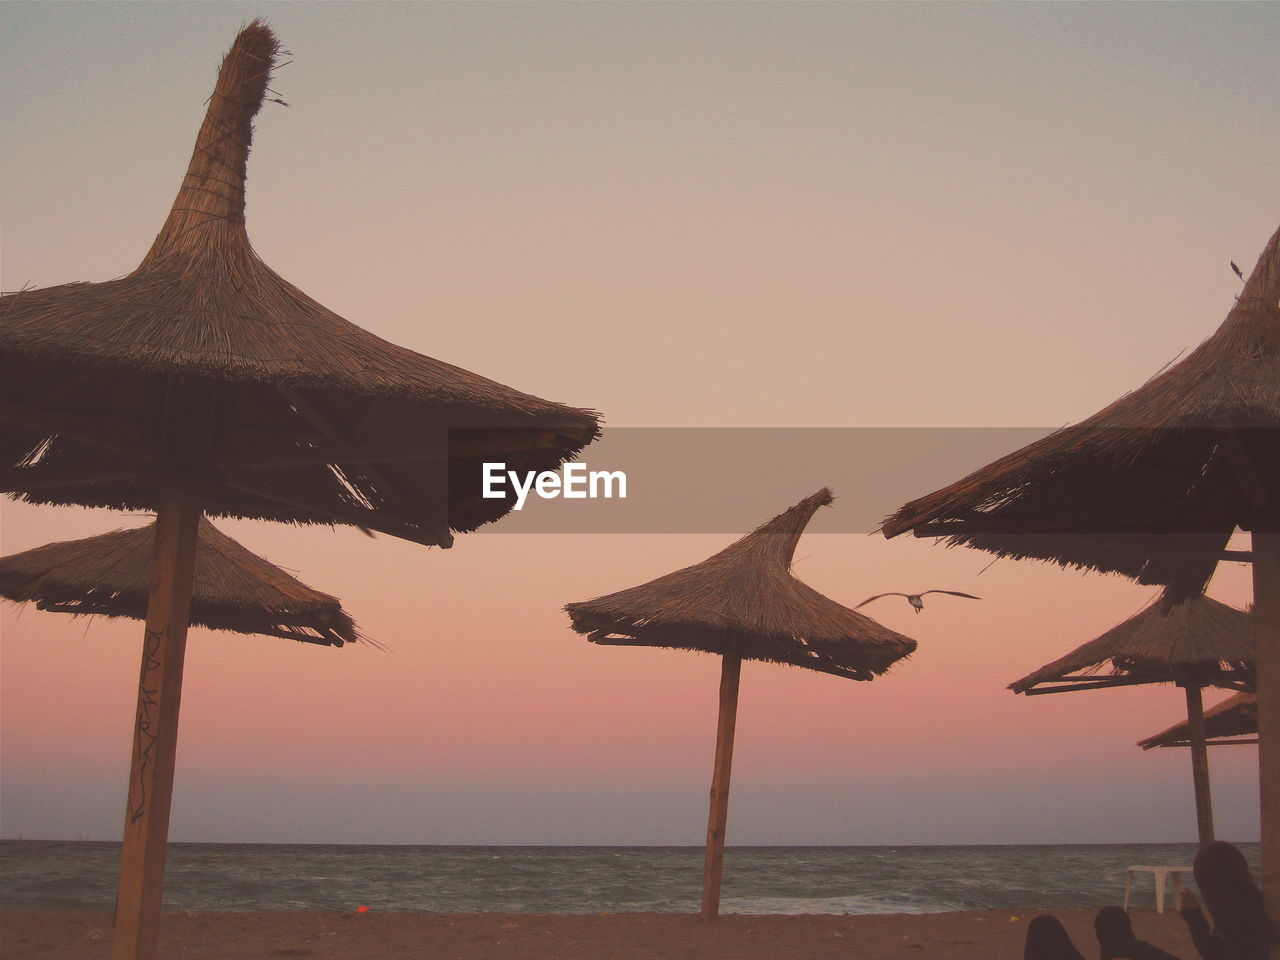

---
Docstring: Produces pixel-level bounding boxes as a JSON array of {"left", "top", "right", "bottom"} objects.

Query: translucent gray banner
[
  {"left": 460, "top": 427, "right": 1053, "bottom": 534},
  {"left": 450, "top": 424, "right": 1276, "bottom": 536}
]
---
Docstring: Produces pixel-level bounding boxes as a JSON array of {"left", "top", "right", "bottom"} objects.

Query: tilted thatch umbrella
[
  {"left": 1140, "top": 692, "right": 1259, "bottom": 749},
  {"left": 566, "top": 489, "right": 916, "bottom": 919},
  {"left": 882, "top": 223, "right": 1279, "bottom": 913},
  {"left": 0, "top": 518, "right": 363, "bottom": 646},
  {"left": 0, "top": 23, "right": 598, "bottom": 960},
  {"left": 1009, "top": 591, "right": 1253, "bottom": 843}
]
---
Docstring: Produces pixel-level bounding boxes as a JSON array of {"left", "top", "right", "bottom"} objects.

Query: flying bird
[
  {"left": 855, "top": 590, "right": 982, "bottom": 614},
  {"left": 1231, "top": 261, "right": 1244, "bottom": 281}
]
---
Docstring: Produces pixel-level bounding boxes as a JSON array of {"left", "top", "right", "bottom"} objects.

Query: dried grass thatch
[
  {"left": 1139, "top": 692, "right": 1258, "bottom": 749},
  {"left": 0, "top": 21, "right": 599, "bottom": 547},
  {"left": 882, "top": 224, "right": 1280, "bottom": 601},
  {"left": 0, "top": 517, "right": 362, "bottom": 646},
  {"left": 566, "top": 489, "right": 916, "bottom": 681},
  {"left": 1009, "top": 591, "right": 1253, "bottom": 694}
]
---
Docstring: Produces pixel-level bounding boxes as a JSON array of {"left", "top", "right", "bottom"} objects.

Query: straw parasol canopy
[
  {"left": 567, "top": 488, "right": 915, "bottom": 919},
  {"left": 0, "top": 21, "right": 600, "bottom": 547},
  {"left": 882, "top": 224, "right": 1280, "bottom": 603},
  {"left": 1008, "top": 592, "right": 1254, "bottom": 695},
  {"left": 0, "top": 518, "right": 362, "bottom": 646},
  {"left": 883, "top": 223, "right": 1277, "bottom": 872},
  {"left": 566, "top": 488, "right": 916, "bottom": 681},
  {"left": 1008, "top": 590, "right": 1254, "bottom": 843},
  {"left": 0, "top": 23, "right": 598, "bottom": 960},
  {"left": 1140, "top": 692, "right": 1258, "bottom": 749}
]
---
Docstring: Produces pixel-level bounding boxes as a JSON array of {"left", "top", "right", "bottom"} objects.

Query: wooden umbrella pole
[
  {"left": 112, "top": 478, "right": 203, "bottom": 960},
  {"left": 1182, "top": 683, "right": 1214, "bottom": 844},
  {"left": 701, "top": 652, "right": 742, "bottom": 921},
  {"left": 1254, "top": 529, "right": 1280, "bottom": 949}
]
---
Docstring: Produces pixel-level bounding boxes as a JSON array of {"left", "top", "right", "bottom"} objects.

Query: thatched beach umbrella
[
  {"left": 0, "top": 517, "right": 363, "bottom": 646},
  {"left": 1009, "top": 591, "right": 1253, "bottom": 843},
  {"left": 882, "top": 224, "right": 1278, "bottom": 912},
  {"left": 0, "top": 23, "right": 597, "bottom": 960},
  {"left": 566, "top": 489, "right": 916, "bottom": 919},
  {"left": 1140, "top": 692, "right": 1259, "bottom": 749}
]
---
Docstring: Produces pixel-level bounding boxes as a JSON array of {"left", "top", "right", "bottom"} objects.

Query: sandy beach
[{"left": 3, "top": 906, "right": 1199, "bottom": 960}]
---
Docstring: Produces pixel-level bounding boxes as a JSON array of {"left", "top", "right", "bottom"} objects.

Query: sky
[{"left": 1, "top": 1, "right": 1278, "bottom": 847}]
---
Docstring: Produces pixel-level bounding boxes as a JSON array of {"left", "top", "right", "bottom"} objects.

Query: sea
[{"left": 0, "top": 841, "right": 1261, "bottom": 916}]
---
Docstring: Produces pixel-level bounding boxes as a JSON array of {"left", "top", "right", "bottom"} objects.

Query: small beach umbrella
[
  {"left": 0, "top": 517, "right": 364, "bottom": 646},
  {"left": 881, "top": 224, "right": 1279, "bottom": 911},
  {"left": 0, "top": 23, "right": 598, "bottom": 960},
  {"left": 565, "top": 489, "right": 916, "bottom": 919},
  {"left": 1139, "top": 692, "right": 1259, "bottom": 749},
  {"left": 1009, "top": 590, "right": 1253, "bottom": 843}
]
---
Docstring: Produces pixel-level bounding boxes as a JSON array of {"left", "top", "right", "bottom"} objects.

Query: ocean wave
[
  {"left": 0, "top": 841, "right": 1259, "bottom": 914},
  {"left": 721, "top": 893, "right": 966, "bottom": 916}
]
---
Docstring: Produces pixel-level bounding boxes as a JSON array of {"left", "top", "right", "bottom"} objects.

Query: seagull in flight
[{"left": 855, "top": 590, "right": 981, "bottom": 614}]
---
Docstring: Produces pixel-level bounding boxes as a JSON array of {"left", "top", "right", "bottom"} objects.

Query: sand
[{"left": 2, "top": 906, "right": 1199, "bottom": 959}]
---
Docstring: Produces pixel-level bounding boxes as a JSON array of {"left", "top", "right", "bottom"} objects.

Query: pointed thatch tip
[
  {"left": 139, "top": 20, "right": 282, "bottom": 265},
  {"left": 1238, "top": 222, "right": 1280, "bottom": 305},
  {"left": 215, "top": 20, "right": 281, "bottom": 126},
  {"left": 769, "top": 487, "right": 834, "bottom": 524},
  {"left": 742, "top": 487, "right": 834, "bottom": 567}
]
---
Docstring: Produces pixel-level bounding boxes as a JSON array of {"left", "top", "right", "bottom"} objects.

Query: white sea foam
[{"left": 721, "top": 894, "right": 967, "bottom": 915}]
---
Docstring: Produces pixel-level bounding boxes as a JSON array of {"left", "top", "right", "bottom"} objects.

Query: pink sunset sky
[{"left": 1, "top": 2, "right": 1277, "bottom": 846}]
